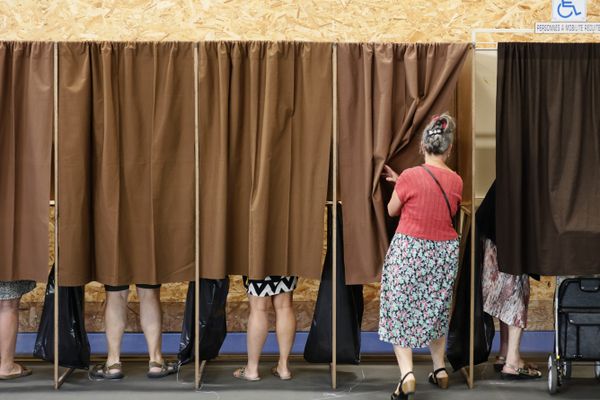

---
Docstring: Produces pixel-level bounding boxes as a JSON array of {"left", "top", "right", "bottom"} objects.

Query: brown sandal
[
  {"left": 500, "top": 363, "right": 542, "bottom": 380},
  {"left": 391, "top": 371, "right": 415, "bottom": 400},
  {"left": 428, "top": 367, "right": 449, "bottom": 389},
  {"left": 271, "top": 366, "right": 292, "bottom": 380},
  {"left": 147, "top": 361, "right": 178, "bottom": 379},
  {"left": 89, "top": 362, "right": 124, "bottom": 380},
  {"left": 0, "top": 364, "right": 32, "bottom": 380}
]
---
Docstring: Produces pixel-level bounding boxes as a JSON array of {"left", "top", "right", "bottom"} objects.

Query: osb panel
[{"left": 0, "top": 0, "right": 599, "bottom": 42}]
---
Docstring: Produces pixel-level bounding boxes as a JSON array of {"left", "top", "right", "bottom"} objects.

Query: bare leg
[
  {"left": 0, "top": 299, "right": 21, "bottom": 376},
  {"left": 498, "top": 321, "right": 509, "bottom": 358},
  {"left": 393, "top": 345, "right": 414, "bottom": 394},
  {"left": 137, "top": 287, "right": 163, "bottom": 373},
  {"left": 502, "top": 325, "right": 523, "bottom": 373},
  {"left": 428, "top": 336, "right": 449, "bottom": 379},
  {"left": 272, "top": 292, "right": 295, "bottom": 377},
  {"left": 238, "top": 295, "right": 270, "bottom": 379},
  {"left": 105, "top": 289, "right": 128, "bottom": 373}
]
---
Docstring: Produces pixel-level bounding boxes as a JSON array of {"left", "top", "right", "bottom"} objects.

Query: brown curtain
[
  {"left": 0, "top": 42, "right": 53, "bottom": 282},
  {"left": 58, "top": 42, "right": 195, "bottom": 286},
  {"left": 496, "top": 43, "right": 600, "bottom": 276},
  {"left": 198, "top": 42, "right": 332, "bottom": 279},
  {"left": 338, "top": 43, "right": 469, "bottom": 284}
]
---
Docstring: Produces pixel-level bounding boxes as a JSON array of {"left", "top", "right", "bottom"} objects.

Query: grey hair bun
[{"left": 421, "top": 113, "right": 456, "bottom": 155}]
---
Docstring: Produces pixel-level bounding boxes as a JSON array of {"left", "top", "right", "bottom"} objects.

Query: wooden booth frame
[
  {"left": 463, "top": 27, "right": 591, "bottom": 389},
  {"left": 50, "top": 41, "right": 474, "bottom": 391}
]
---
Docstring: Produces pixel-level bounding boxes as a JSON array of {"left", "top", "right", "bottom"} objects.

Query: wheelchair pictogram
[{"left": 557, "top": 0, "right": 582, "bottom": 19}]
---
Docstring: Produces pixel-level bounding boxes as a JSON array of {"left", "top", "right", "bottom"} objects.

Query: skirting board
[{"left": 16, "top": 331, "right": 554, "bottom": 357}]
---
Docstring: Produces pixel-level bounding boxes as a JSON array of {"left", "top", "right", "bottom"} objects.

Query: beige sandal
[
  {"left": 0, "top": 364, "right": 32, "bottom": 380},
  {"left": 271, "top": 366, "right": 292, "bottom": 380},
  {"left": 233, "top": 367, "right": 261, "bottom": 381}
]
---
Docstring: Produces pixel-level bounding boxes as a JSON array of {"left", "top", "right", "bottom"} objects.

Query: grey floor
[{"left": 1, "top": 359, "right": 599, "bottom": 400}]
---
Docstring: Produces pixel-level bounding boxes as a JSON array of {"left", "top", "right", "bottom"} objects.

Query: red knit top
[{"left": 394, "top": 164, "right": 463, "bottom": 241}]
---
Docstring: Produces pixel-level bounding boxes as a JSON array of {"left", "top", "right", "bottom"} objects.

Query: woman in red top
[{"left": 380, "top": 114, "right": 462, "bottom": 400}]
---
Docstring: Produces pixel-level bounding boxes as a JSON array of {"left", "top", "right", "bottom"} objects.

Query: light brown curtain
[
  {"left": 198, "top": 42, "right": 332, "bottom": 279},
  {"left": 338, "top": 43, "right": 469, "bottom": 284},
  {"left": 58, "top": 42, "right": 195, "bottom": 286},
  {"left": 0, "top": 42, "right": 53, "bottom": 282}
]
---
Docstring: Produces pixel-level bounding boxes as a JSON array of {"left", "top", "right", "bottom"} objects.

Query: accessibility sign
[{"left": 552, "top": 0, "right": 587, "bottom": 22}]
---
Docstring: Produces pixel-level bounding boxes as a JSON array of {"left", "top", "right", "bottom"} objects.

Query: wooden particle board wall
[
  {"left": 0, "top": 0, "right": 598, "bottom": 42},
  {"left": 8, "top": 0, "right": 600, "bottom": 335}
]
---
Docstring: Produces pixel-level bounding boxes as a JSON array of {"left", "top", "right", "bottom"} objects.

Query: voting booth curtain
[
  {"left": 57, "top": 42, "right": 196, "bottom": 286},
  {"left": 55, "top": 41, "right": 331, "bottom": 285},
  {"left": 197, "top": 42, "right": 333, "bottom": 280},
  {"left": 3, "top": 41, "right": 477, "bottom": 285},
  {"left": 496, "top": 43, "right": 600, "bottom": 276},
  {"left": 0, "top": 42, "right": 53, "bottom": 282},
  {"left": 337, "top": 43, "right": 469, "bottom": 285}
]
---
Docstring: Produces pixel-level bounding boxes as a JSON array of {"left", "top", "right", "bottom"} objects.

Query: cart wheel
[
  {"left": 548, "top": 355, "right": 559, "bottom": 394},
  {"left": 562, "top": 361, "right": 572, "bottom": 379},
  {"left": 594, "top": 361, "right": 600, "bottom": 380}
]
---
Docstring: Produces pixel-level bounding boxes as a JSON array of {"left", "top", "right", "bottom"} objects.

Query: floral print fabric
[
  {"left": 379, "top": 234, "right": 459, "bottom": 348},
  {"left": 482, "top": 239, "right": 530, "bottom": 328}
]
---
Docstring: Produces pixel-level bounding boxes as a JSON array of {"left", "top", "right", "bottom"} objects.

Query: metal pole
[{"left": 331, "top": 43, "right": 338, "bottom": 390}]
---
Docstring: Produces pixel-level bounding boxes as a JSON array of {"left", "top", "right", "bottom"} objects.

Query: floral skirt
[
  {"left": 379, "top": 234, "right": 459, "bottom": 348},
  {"left": 482, "top": 239, "right": 530, "bottom": 328}
]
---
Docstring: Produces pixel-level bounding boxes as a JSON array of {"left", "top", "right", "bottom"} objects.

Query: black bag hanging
[
  {"left": 304, "top": 204, "right": 364, "bottom": 364},
  {"left": 446, "top": 184, "right": 496, "bottom": 371},
  {"left": 33, "top": 266, "right": 91, "bottom": 370},
  {"left": 178, "top": 278, "right": 229, "bottom": 365}
]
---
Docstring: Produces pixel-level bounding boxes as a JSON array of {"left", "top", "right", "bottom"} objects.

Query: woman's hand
[{"left": 382, "top": 165, "right": 399, "bottom": 183}]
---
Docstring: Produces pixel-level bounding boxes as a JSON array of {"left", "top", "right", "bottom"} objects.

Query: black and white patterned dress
[{"left": 243, "top": 275, "right": 298, "bottom": 297}]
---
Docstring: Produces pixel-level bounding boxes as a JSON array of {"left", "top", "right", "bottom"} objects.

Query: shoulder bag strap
[{"left": 420, "top": 165, "right": 453, "bottom": 225}]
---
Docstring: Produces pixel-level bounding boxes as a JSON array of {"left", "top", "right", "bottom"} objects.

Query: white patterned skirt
[
  {"left": 243, "top": 275, "right": 298, "bottom": 297},
  {"left": 482, "top": 239, "right": 530, "bottom": 328}
]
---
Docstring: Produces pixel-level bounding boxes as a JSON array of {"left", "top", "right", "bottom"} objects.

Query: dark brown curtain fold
[
  {"left": 58, "top": 42, "right": 195, "bottom": 286},
  {"left": 496, "top": 43, "right": 600, "bottom": 276},
  {"left": 198, "top": 42, "right": 332, "bottom": 279},
  {"left": 0, "top": 42, "right": 53, "bottom": 282},
  {"left": 338, "top": 43, "right": 469, "bottom": 284}
]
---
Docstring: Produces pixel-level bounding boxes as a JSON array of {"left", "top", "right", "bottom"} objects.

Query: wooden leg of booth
[
  {"left": 52, "top": 41, "right": 61, "bottom": 392},
  {"left": 330, "top": 43, "right": 338, "bottom": 391},
  {"left": 193, "top": 42, "right": 201, "bottom": 392},
  {"left": 56, "top": 368, "right": 75, "bottom": 390},
  {"left": 194, "top": 360, "right": 206, "bottom": 390},
  {"left": 459, "top": 367, "right": 474, "bottom": 389}
]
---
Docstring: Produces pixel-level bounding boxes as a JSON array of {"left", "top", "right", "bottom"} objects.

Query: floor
[{"left": 1, "top": 359, "right": 599, "bottom": 399}]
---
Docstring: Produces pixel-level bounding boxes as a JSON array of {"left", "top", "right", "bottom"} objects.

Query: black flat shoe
[
  {"left": 428, "top": 367, "right": 449, "bottom": 389},
  {"left": 493, "top": 356, "right": 506, "bottom": 372},
  {"left": 391, "top": 371, "right": 415, "bottom": 400}
]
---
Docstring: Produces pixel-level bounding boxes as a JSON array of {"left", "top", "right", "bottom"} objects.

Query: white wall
[{"left": 474, "top": 50, "right": 498, "bottom": 204}]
